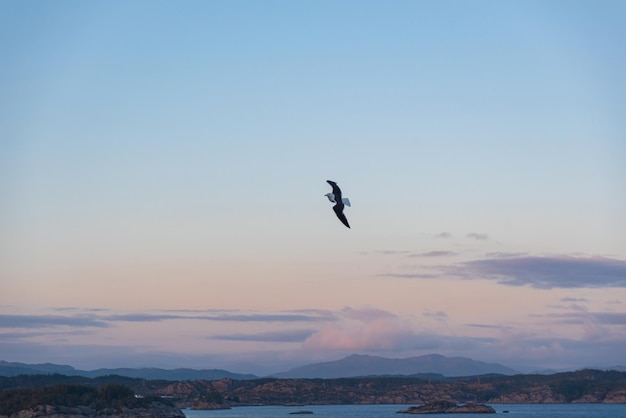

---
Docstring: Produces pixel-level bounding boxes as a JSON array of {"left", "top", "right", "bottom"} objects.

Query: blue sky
[{"left": 1, "top": 1, "right": 626, "bottom": 375}]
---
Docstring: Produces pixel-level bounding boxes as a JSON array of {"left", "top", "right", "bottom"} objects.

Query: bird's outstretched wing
[
  {"left": 333, "top": 203, "right": 350, "bottom": 228},
  {"left": 326, "top": 180, "right": 343, "bottom": 200}
]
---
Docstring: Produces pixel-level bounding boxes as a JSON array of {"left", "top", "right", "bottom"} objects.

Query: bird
[{"left": 325, "top": 180, "right": 351, "bottom": 228}]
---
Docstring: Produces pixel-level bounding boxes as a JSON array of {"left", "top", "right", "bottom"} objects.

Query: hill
[
  {"left": 272, "top": 353, "right": 519, "bottom": 378},
  {"left": 150, "top": 369, "right": 626, "bottom": 406},
  {"left": 0, "top": 360, "right": 257, "bottom": 381}
]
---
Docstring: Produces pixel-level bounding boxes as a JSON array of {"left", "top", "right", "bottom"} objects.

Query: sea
[{"left": 182, "top": 404, "right": 626, "bottom": 418}]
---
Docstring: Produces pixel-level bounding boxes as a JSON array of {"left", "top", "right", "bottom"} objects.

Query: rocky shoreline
[
  {"left": 0, "top": 384, "right": 185, "bottom": 418},
  {"left": 2, "top": 369, "right": 625, "bottom": 415},
  {"left": 0, "top": 403, "right": 184, "bottom": 418}
]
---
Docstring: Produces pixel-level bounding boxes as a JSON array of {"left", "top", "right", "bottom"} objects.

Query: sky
[{"left": 1, "top": 1, "right": 625, "bottom": 376}]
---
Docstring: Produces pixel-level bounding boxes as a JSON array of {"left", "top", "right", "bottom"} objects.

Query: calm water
[{"left": 183, "top": 404, "right": 626, "bottom": 418}]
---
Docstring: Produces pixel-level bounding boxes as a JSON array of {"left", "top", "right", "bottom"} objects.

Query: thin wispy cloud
[
  {"left": 422, "top": 310, "right": 448, "bottom": 321},
  {"left": 410, "top": 251, "right": 457, "bottom": 258},
  {"left": 465, "top": 323, "right": 514, "bottom": 330},
  {"left": 104, "top": 310, "right": 338, "bottom": 323},
  {"left": 0, "top": 314, "right": 109, "bottom": 329},
  {"left": 0, "top": 310, "right": 338, "bottom": 330},
  {"left": 374, "top": 273, "right": 439, "bottom": 279},
  {"left": 195, "top": 313, "right": 334, "bottom": 322},
  {"left": 466, "top": 232, "right": 489, "bottom": 241},
  {"left": 485, "top": 252, "right": 528, "bottom": 258},
  {"left": 209, "top": 329, "right": 315, "bottom": 343},
  {"left": 369, "top": 250, "right": 412, "bottom": 256},
  {"left": 0, "top": 330, "right": 94, "bottom": 340},
  {"left": 435, "top": 232, "right": 452, "bottom": 239},
  {"left": 534, "top": 311, "right": 626, "bottom": 326},
  {"left": 560, "top": 297, "right": 589, "bottom": 303},
  {"left": 105, "top": 314, "right": 184, "bottom": 322},
  {"left": 52, "top": 307, "right": 110, "bottom": 313},
  {"left": 546, "top": 303, "right": 588, "bottom": 312}
]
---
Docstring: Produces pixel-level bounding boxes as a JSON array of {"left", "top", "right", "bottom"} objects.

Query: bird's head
[{"left": 324, "top": 192, "right": 336, "bottom": 203}]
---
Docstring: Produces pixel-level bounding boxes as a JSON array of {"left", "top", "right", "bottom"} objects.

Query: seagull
[{"left": 325, "top": 180, "right": 351, "bottom": 228}]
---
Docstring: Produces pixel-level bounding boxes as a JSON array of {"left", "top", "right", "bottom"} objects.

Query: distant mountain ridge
[
  {"left": 271, "top": 354, "right": 519, "bottom": 378},
  {"left": 0, "top": 360, "right": 257, "bottom": 381},
  {"left": 3, "top": 357, "right": 626, "bottom": 381}
]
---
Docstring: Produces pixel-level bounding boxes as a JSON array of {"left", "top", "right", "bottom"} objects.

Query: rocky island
[{"left": 398, "top": 401, "right": 495, "bottom": 414}]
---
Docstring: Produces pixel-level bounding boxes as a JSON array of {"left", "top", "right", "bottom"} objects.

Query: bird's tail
[{"left": 342, "top": 198, "right": 351, "bottom": 207}]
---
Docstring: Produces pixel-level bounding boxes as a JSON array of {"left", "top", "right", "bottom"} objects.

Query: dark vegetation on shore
[{"left": 0, "top": 383, "right": 175, "bottom": 416}]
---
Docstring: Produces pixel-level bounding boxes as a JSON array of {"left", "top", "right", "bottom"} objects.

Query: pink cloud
[
  {"left": 581, "top": 316, "right": 609, "bottom": 341},
  {"left": 303, "top": 308, "right": 412, "bottom": 351}
]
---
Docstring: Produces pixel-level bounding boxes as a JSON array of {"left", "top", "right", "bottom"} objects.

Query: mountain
[
  {"left": 0, "top": 361, "right": 257, "bottom": 381},
  {"left": 0, "top": 361, "right": 79, "bottom": 376},
  {"left": 271, "top": 354, "right": 519, "bottom": 378},
  {"left": 83, "top": 367, "right": 257, "bottom": 381}
]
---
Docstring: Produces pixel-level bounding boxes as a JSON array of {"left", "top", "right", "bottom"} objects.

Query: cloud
[
  {"left": 422, "top": 310, "right": 448, "bottom": 321},
  {"left": 466, "top": 232, "right": 489, "bottom": 240},
  {"left": 485, "top": 252, "right": 528, "bottom": 258},
  {"left": 339, "top": 306, "right": 396, "bottom": 321},
  {"left": 105, "top": 314, "right": 184, "bottom": 322},
  {"left": 459, "top": 255, "right": 626, "bottom": 289},
  {"left": 594, "top": 312, "right": 626, "bottom": 325},
  {"left": 0, "top": 314, "right": 109, "bottom": 329},
  {"left": 541, "top": 312, "right": 612, "bottom": 341},
  {"left": 0, "top": 330, "right": 96, "bottom": 340},
  {"left": 365, "top": 250, "right": 411, "bottom": 256},
  {"left": 191, "top": 313, "right": 336, "bottom": 323},
  {"left": 374, "top": 273, "right": 439, "bottom": 279},
  {"left": 435, "top": 232, "right": 452, "bottom": 239},
  {"left": 465, "top": 323, "right": 513, "bottom": 330},
  {"left": 303, "top": 308, "right": 412, "bottom": 351},
  {"left": 0, "top": 310, "right": 338, "bottom": 332},
  {"left": 301, "top": 307, "right": 484, "bottom": 353},
  {"left": 52, "top": 307, "right": 110, "bottom": 313},
  {"left": 560, "top": 297, "right": 589, "bottom": 303},
  {"left": 374, "top": 254, "right": 626, "bottom": 290},
  {"left": 542, "top": 312, "right": 626, "bottom": 326},
  {"left": 546, "top": 303, "right": 588, "bottom": 312},
  {"left": 410, "top": 251, "right": 457, "bottom": 258},
  {"left": 209, "top": 329, "right": 315, "bottom": 343},
  {"left": 103, "top": 310, "right": 338, "bottom": 323}
]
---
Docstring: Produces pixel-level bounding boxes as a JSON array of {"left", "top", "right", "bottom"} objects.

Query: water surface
[{"left": 183, "top": 403, "right": 626, "bottom": 417}]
